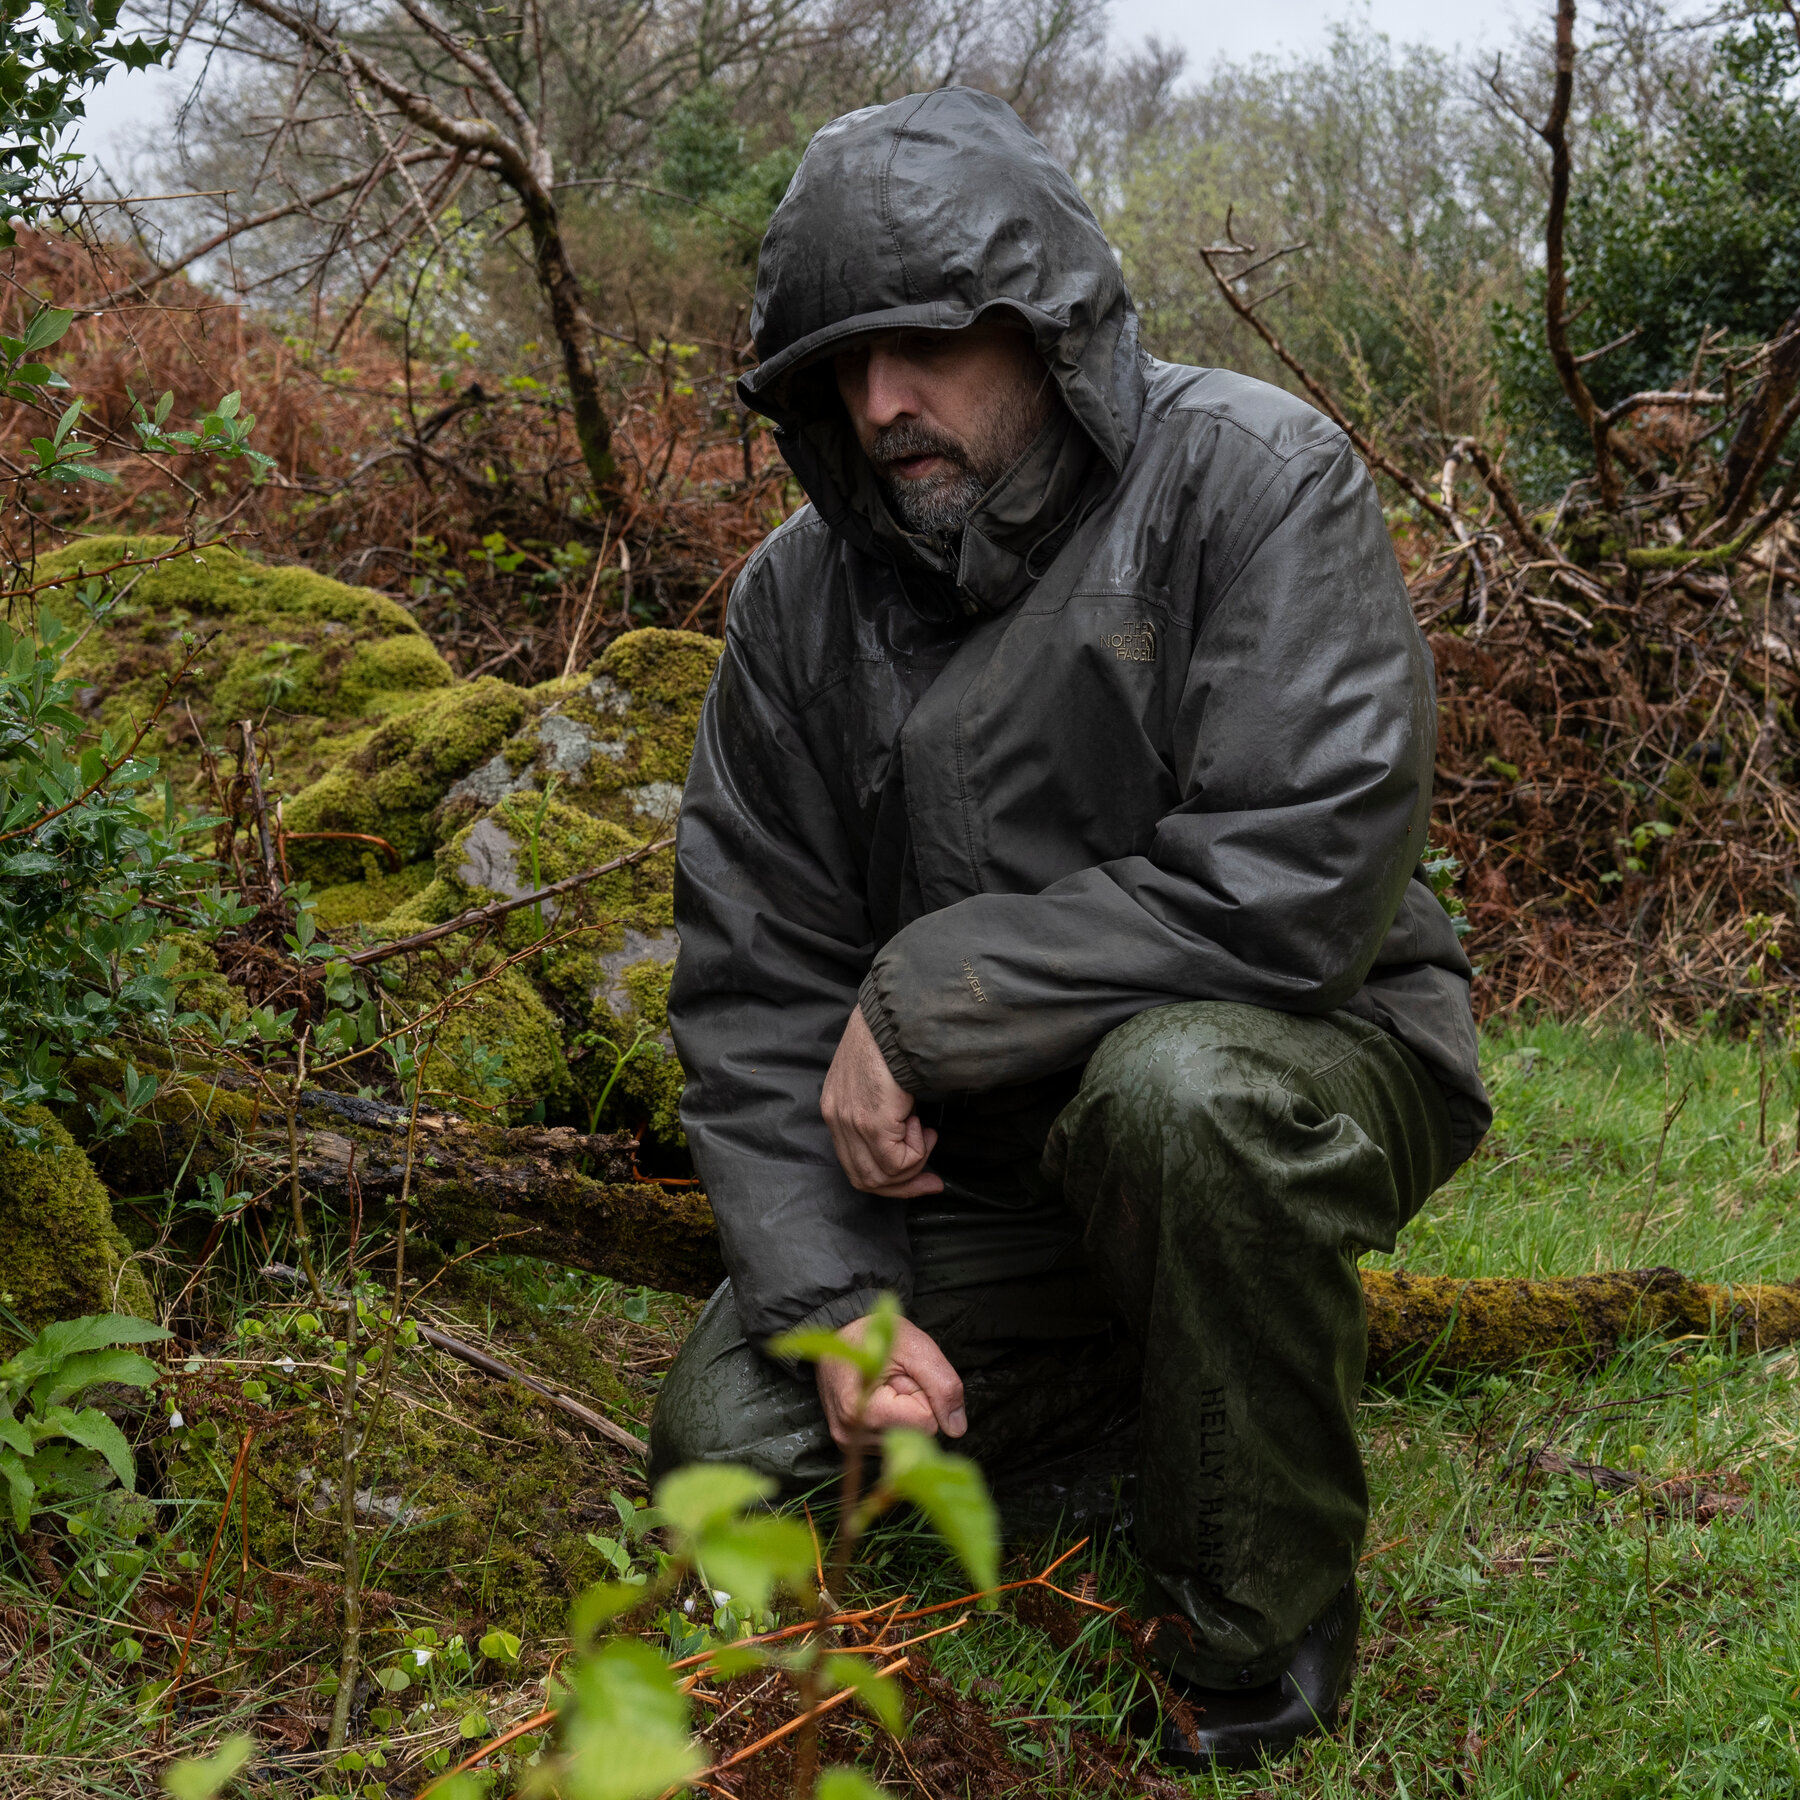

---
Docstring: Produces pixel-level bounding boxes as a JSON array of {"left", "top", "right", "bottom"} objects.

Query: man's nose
[{"left": 861, "top": 345, "right": 920, "bottom": 428}]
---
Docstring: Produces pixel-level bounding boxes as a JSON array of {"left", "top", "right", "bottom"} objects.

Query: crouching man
[{"left": 649, "top": 86, "right": 1489, "bottom": 1769}]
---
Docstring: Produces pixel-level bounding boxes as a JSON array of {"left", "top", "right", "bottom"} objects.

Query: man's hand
[
  {"left": 818, "top": 1314, "right": 967, "bottom": 1448},
  {"left": 821, "top": 1006, "right": 944, "bottom": 1198}
]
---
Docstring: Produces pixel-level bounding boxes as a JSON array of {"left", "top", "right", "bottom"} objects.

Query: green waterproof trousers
[{"left": 649, "top": 1000, "right": 1456, "bottom": 1687}]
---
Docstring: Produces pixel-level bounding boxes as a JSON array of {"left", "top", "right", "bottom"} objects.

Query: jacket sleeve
[
  {"left": 859, "top": 439, "right": 1436, "bottom": 1095},
  {"left": 668, "top": 578, "right": 909, "bottom": 1345}
]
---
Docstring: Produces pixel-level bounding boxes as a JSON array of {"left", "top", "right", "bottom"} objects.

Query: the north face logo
[{"left": 1108, "top": 621, "right": 1156, "bottom": 663}]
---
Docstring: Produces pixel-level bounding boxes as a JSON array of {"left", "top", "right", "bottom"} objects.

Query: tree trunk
[{"left": 519, "top": 185, "right": 616, "bottom": 494}]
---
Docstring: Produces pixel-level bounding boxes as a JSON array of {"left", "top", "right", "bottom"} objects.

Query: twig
[
  {"left": 1197, "top": 220, "right": 1454, "bottom": 528},
  {"left": 416, "top": 1322, "right": 647, "bottom": 1454},
  {"left": 343, "top": 835, "right": 673, "bottom": 966}
]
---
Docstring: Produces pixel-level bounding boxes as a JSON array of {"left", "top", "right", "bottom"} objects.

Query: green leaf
[
  {"left": 162, "top": 1734, "right": 254, "bottom": 1800},
  {"left": 38, "top": 1405, "right": 136, "bottom": 1489},
  {"left": 767, "top": 1292, "right": 900, "bottom": 1382},
  {"left": 30, "top": 1315, "right": 170, "bottom": 1362},
  {"left": 880, "top": 1430, "right": 999, "bottom": 1600},
  {"left": 29, "top": 1347, "right": 159, "bottom": 1411},
  {"left": 479, "top": 1628, "right": 521, "bottom": 1664},
  {"left": 0, "top": 1447, "right": 37, "bottom": 1531},
  {"left": 704, "top": 1643, "right": 767, "bottom": 1679},
  {"left": 543, "top": 1638, "right": 699, "bottom": 1800},
  {"left": 654, "top": 1463, "right": 772, "bottom": 1541},
  {"left": 458, "top": 1708, "right": 489, "bottom": 1738},
  {"left": 568, "top": 1579, "right": 653, "bottom": 1646},
  {"left": 816, "top": 1770, "right": 890, "bottom": 1800},
  {"left": 693, "top": 1514, "right": 817, "bottom": 1614},
  {"left": 762, "top": 1326, "right": 885, "bottom": 1379},
  {"left": 823, "top": 1654, "right": 905, "bottom": 1735},
  {"left": 23, "top": 308, "right": 76, "bottom": 354}
]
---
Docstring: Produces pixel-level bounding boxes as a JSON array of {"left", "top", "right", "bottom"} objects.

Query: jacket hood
[{"left": 739, "top": 86, "right": 1146, "bottom": 613}]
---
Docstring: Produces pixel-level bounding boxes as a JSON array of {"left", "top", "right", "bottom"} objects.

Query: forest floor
[{"left": 3, "top": 1019, "right": 1798, "bottom": 1799}]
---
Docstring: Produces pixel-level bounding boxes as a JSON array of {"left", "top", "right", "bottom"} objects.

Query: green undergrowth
[
  {"left": 3, "top": 1022, "right": 1797, "bottom": 1796},
  {"left": 1374, "top": 1018, "right": 1800, "bottom": 1284}
]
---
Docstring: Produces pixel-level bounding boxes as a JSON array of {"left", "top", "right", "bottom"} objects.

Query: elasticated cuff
[{"left": 857, "top": 969, "right": 927, "bottom": 1094}]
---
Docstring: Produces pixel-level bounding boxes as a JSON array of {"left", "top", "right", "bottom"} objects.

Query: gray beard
[{"left": 871, "top": 381, "right": 1054, "bottom": 540}]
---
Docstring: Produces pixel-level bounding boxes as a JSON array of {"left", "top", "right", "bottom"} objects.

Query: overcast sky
[{"left": 73, "top": 0, "right": 1528, "bottom": 179}]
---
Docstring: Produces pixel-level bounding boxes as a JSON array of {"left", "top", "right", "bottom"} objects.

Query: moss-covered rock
[
  {"left": 0, "top": 1108, "right": 153, "bottom": 1328},
  {"left": 34, "top": 535, "right": 455, "bottom": 793},
  {"left": 40, "top": 530, "right": 720, "bottom": 1138},
  {"left": 314, "top": 628, "right": 720, "bottom": 1134},
  {"left": 284, "top": 677, "right": 529, "bottom": 883}
]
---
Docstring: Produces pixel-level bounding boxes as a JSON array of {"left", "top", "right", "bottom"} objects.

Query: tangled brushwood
[{"left": 1195, "top": 1, "right": 1800, "bottom": 1025}]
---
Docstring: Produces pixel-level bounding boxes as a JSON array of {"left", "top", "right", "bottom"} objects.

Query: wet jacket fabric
[{"left": 668, "top": 86, "right": 1490, "bottom": 1345}]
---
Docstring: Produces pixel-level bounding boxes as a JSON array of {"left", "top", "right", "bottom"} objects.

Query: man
[{"left": 651, "top": 87, "right": 1488, "bottom": 1768}]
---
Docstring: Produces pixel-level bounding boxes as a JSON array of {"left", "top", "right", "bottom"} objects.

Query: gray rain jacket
[{"left": 669, "top": 87, "right": 1490, "bottom": 1345}]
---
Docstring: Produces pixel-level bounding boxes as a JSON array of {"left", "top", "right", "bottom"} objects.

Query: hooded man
[{"left": 651, "top": 87, "right": 1489, "bottom": 1768}]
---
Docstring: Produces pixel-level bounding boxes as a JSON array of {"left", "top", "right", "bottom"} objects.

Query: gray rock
[
  {"left": 446, "top": 751, "right": 534, "bottom": 808},
  {"left": 456, "top": 816, "right": 556, "bottom": 915},
  {"left": 625, "top": 780, "right": 684, "bottom": 823},
  {"left": 592, "top": 926, "right": 680, "bottom": 1031},
  {"left": 537, "top": 711, "right": 597, "bottom": 780}
]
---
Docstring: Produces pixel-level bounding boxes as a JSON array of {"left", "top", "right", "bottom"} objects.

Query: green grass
[
  {"left": 1390, "top": 1020, "right": 1799, "bottom": 1283},
  {"left": 2, "top": 1023, "right": 1797, "bottom": 1796}
]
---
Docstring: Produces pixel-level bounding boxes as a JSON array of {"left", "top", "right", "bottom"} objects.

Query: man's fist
[
  {"left": 817, "top": 1314, "right": 968, "bottom": 1448},
  {"left": 821, "top": 1006, "right": 944, "bottom": 1199}
]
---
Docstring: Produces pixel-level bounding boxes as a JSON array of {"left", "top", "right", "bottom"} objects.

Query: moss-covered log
[
  {"left": 79, "top": 1070, "right": 1800, "bottom": 1368},
  {"left": 293, "top": 1097, "right": 725, "bottom": 1296},
  {"left": 1362, "top": 1267, "right": 1800, "bottom": 1377},
  {"left": 82, "top": 1076, "right": 724, "bottom": 1298}
]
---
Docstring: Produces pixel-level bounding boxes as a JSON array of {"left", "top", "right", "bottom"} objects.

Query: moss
[
  {"left": 71, "top": 1066, "right": 263, "bottom": 1201},
  {"left": 162, "top": 1254, "right": 681, "bottom": 1638},
  {"left": 310, "top": 858, "right": 437, "bottom": 930},
  {"left": 1363, "top": 1267, "right": 1800, "bottom": 1378},
  {"left": 0, "top": 1107, "right": 153, "bottom": 1327},
  {"left": 34, "top": 535, "right": 454, "bottom": 796},
  {"left": 167, "top": 934, "right": 246, "bottom": 1027},
  {"left": 375, "top": 877, "right": 463, "bottom": 932},
  {"left": 284, "top": 678, "right": 528, "bottom": 883},
  {"left": 416, "top": 965, "right": 572, "bottom": 1122}
]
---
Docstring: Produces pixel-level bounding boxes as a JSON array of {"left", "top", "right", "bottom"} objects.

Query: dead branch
[{"left": 1197, "top": 221, "right": 1454, "bottom": 528}]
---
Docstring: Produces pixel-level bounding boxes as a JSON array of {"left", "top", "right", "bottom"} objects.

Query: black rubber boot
[{"left": 1157, "top": 1581, "right": 1360, "bottom": 1771}]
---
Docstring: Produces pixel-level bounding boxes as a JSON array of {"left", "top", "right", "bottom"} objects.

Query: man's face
[{"left": 833, "top": 316, "right": 1054, "bottom": 537}]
